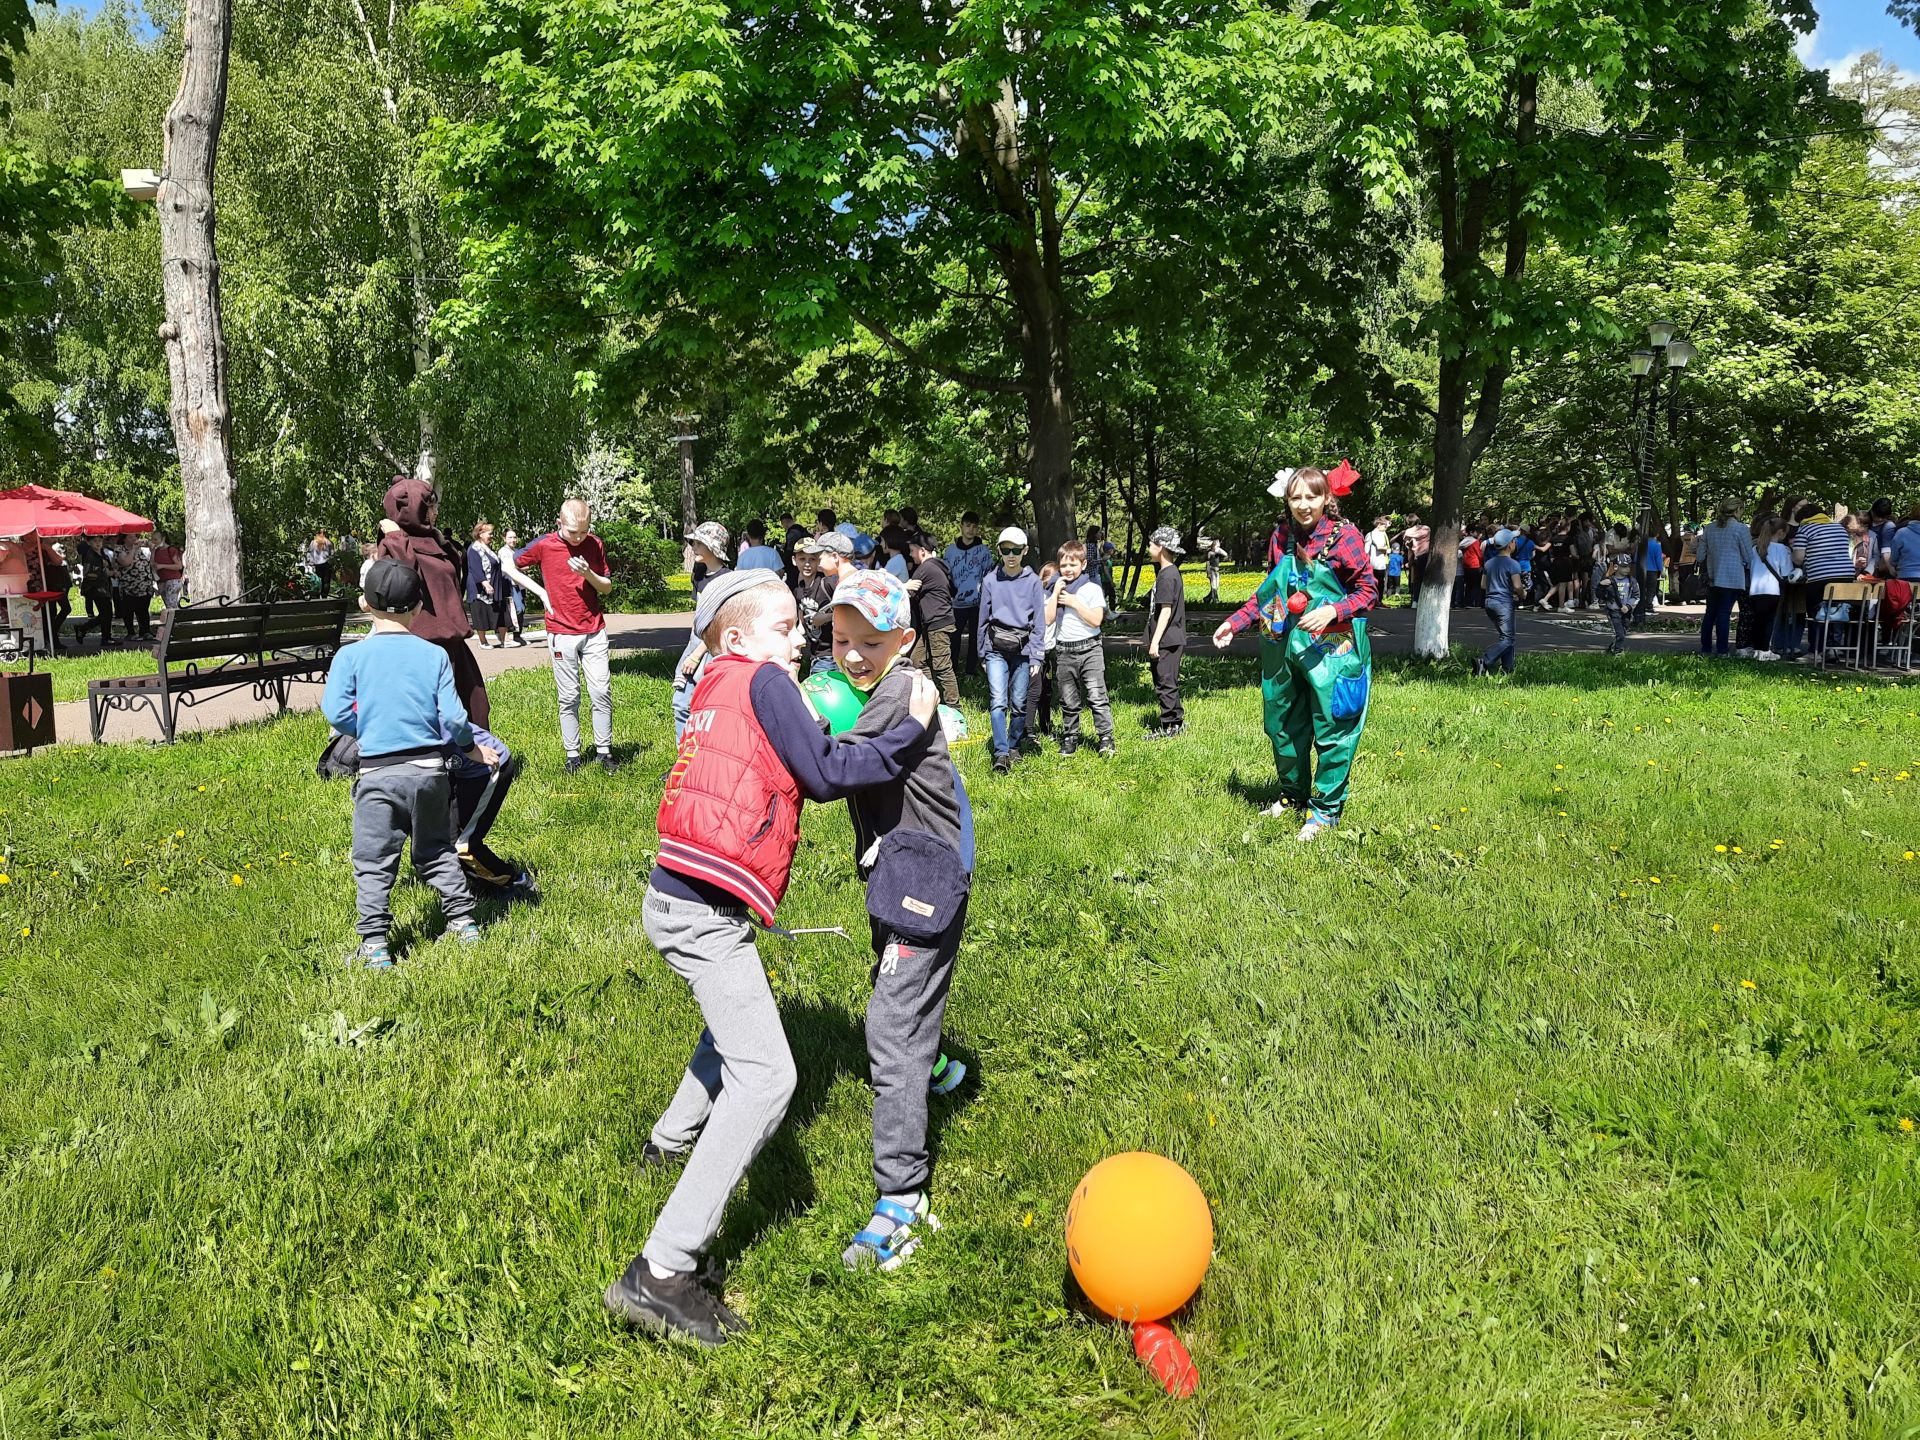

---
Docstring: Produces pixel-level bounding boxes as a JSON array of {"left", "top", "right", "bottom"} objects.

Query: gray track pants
[
  {"left": 641, "top": 886, "right": 797, "bottom": 1274},
  {"left": 350, "top": 761, "right": 474, "bottom": 939},
  {"left": 1055, "top": 639, "right": 1114, "bottom": 745},
  {"left": 550, "top": 629, "right": 612, "bottom": 754},
  {"left": 867, "top": 896, "right": 967, "bottom": 1197}
]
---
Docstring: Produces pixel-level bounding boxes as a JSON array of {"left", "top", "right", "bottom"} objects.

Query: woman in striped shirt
[{"left": 1792, "top": 508, "right": 1859, "bottom": 660}]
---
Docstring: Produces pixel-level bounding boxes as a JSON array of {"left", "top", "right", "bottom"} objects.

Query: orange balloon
[{"left": 1065, "top": 1152, "right": 1213, "bottom": 1323}]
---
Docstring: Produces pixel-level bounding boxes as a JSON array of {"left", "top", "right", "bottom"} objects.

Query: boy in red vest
[
  {"left": 827, "top": 570, "right": 978, "bottom": 1272},
  {"left": 603, "top": 568, "right": 937, "bottom": 1347}
]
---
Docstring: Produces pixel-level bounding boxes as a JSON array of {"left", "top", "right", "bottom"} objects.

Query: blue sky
[
  {"left": 43, "top": 0, "right": 1920, "bottom": 76},
  {"left": 1799, "top": 0, "right": 1920, "bottom": 77}
]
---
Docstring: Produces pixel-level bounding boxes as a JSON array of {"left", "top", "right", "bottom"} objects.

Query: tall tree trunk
[
  {"left": 159, "top": 0, "right": 240, "bottom": 599},
  {"left": 1416, "top": 376, "right": 1471, "bottom": 658},
  {"left": 970, "top": 82, "right": 1076, "bottom": 557},
  {"left": 1414, "top": 77, "right": 1535, "bottom": 660}
]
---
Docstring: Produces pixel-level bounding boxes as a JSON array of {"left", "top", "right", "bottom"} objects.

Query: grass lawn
[{"left": 4, "top": 650, "right": 1919, "bottom": 1437}]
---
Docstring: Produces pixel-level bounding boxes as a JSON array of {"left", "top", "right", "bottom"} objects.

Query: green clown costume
[{"left": 1229, "top": 512, "right": 1380, "bottom": 826}]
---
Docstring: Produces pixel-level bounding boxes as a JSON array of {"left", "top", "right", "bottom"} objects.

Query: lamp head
[
  {"left": 1629, "top": 350, "right": 1655, "bottom": 378},
  {"left": 1666, "top": 337, "right": 1695, "bottom": 369},
  {"left": 1647, "top": 319, "right": 1677, "bottom": 348}
]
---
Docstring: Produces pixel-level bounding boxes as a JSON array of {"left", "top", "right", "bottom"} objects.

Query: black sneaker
[
  {"left": 564, "top": 754, "right": 587, "bottom": 775},
  {"left": 993, "top": 753, "right": 1012, "bottom": 775},
  {"left": 1098, "top": 741, "right": 1116, "bottom": 757},
  {"left": 603, "top": 1258, "right": 742, "bottom": 1346},
  {"left": 641, "top": 1141, "right": 686, "bottom": 1171},
  {"left": 1059, "top": 738, "right": 1078, "bottom": 757},
  {"left": 598, "top": 752, "right": 620, "bottom": 774}
]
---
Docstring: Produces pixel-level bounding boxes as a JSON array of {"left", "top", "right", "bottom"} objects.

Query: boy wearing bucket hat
[
  {"left": 671, "top": 522, "right": 734, "bottom": 743},
  {"left": 605, "top": 567, "right": 940, "bottom": 1347},
  {"left": 828, "top": 569, "right": 977, "bottom": 1272}
]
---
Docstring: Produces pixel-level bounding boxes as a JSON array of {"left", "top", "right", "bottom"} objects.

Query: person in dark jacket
[
  {"left": 376, "top": 476, "right": 488, "bottom": 727},
  {"left": 905, "top": 533, "right": 959, "bottom": 706}
]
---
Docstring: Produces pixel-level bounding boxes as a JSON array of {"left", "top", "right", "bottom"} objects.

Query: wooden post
[{"left": 158, "top": 0, "right": 242, "bottom": 600}]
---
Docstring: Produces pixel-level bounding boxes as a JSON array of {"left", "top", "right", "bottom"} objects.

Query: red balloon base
[{"left": 1132, "top": 1321, "right": 1198, "bottom": 1398}]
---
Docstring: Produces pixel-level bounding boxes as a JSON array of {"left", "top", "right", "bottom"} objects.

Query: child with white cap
[{"left": 974, "top": 526, "right": 1046, "bottom": 773}]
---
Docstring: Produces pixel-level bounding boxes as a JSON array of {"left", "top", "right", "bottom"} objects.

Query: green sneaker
[{"left": 929, "top": 1052, "right": 967, "bottom": 1096}]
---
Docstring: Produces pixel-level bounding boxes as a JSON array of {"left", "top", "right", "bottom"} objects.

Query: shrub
[{"left": 596, "top": 520, "right": 680, "bottom": 610}]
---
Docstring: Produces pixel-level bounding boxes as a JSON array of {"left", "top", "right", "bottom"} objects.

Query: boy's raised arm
[{"left": 750, "top": 665, "right": 927, "bottom": 802}]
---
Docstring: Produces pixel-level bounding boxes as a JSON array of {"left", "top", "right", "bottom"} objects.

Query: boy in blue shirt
[
  {"left": 322, "top": 559, "right": 497, "bottom": 969},
  {"left": 1473, "top": 530, "right": 1525, "bottom": 677}
]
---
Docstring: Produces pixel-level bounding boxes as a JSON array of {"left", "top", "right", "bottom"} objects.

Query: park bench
[{"left": 87, "top": 595, "right": 349, "bottom": 742}]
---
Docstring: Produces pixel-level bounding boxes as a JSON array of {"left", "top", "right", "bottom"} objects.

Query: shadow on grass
[{"left": 703, "top": 996, "right": 979, "bottom": 1269}]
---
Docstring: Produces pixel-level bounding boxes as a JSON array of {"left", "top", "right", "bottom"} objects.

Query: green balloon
[{"left": 801, "top": 667, "right": 868, "bottom": 735}]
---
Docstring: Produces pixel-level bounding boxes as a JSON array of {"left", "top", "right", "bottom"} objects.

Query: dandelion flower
[
  {"left": 196, "top": 785, "right": 206, "bottom": 793},
  {"left": 230, "top": 874, "right": 244, "bottom": 887},
  {"left": 1741, "top": 979, "right": 1757, "bottom": 990},
  {"left": 0, "top": 874, "right": 9, "bottom": 885},
  {"left": 174, "top": 829, "right": 184, "bottom": 838},
  {"left": 1649, "top": 876, "right": 1662, "bottom": 885},
  {"left": 1902, "top": 1118, "right": 1915, "bottom": 1134},
  {"left": 1711, "top": 924, "right": 1722, "bottom": 933},
  {"left": 18, "top": 926, "right": 27, "bottom": 937},
  {"left": 1714, "top": 845, "right": 1727, "bottom": 853},
  {"left": 1619, "top": 891, "right": 1629, "bottom": 899},
  {"left": 1732, "top": 846, "right": 1743, "bottom": 854},
  {"left": 1022, "top": 1212, "right": 1034, "bottom": 1228}
]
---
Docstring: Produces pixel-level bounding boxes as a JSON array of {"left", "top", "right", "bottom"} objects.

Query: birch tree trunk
[
  {"left": 350, "top": 0, "right": 437, "bottom": 487},
  {"left": 159, "top": 0, "right": 241, "bottom": 600}
]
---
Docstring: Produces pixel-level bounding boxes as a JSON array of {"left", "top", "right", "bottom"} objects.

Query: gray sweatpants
[
  {"left": 641, "top": 886, "right": 798, "bottom": 1275},
  {"left": 550, "top": 629, "right": 612, "bottom": 754},
  {"left": 1055, "top": 639, "right": 1114, "bottom": 745},
  {"left": 867, "top": 896, "right": 967, "bottom": 1197},
  {"left": 350, "top": 762, "right": 474, "bottom": 939}
]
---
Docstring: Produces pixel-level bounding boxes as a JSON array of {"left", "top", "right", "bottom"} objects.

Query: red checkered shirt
[{"left": 1231, "top": 517, "right": 1379, "bottom": 632}]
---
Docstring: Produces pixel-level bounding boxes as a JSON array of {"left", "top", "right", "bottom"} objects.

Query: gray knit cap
[{"left": 692, "top": 567, "right": 785, "bottom": 638}]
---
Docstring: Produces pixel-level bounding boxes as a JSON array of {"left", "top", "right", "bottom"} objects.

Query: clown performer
[{"left": 1211, "top": 461, "right": 1379, "bottom": 841}]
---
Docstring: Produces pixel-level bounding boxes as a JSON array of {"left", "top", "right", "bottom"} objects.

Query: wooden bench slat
[{"left": 89, "top": 598, "right": 346, "bottom": 741}]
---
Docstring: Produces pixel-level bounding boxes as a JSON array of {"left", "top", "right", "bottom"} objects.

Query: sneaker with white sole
[
  {"left": 1295, "top": 817, "right": 1331, "bottom": 843},
  {"left": 842, "top": 1194, "right": 940, "bottom": 1272}
]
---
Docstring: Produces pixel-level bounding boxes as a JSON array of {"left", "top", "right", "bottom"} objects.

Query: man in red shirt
[{"left": 504, "top": 498, "right": 617, "bottom": 772}]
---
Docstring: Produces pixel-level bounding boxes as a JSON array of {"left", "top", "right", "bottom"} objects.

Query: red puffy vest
[{"left": 655, "top": 654, "right": 802, "bottom": 923}]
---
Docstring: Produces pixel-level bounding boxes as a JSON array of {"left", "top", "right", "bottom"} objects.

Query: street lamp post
[{"left": 1626, "top": 321, "right": 1695, "bottom": 544}]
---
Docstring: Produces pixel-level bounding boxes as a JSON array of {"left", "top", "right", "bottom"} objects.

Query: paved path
[
  {"left": 49, "top": 613, "right": 697, "bottom": 747},
  {"left": 42, "top": 602, "right": 1727, "bottom": 748}
]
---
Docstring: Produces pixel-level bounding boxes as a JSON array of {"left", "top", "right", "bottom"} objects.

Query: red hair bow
[{"left": 1328, "top": 458, "right": 1359, "bottom": 497}]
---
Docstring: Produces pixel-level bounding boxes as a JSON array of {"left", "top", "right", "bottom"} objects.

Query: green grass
[{"left": 4, "top": 651, "right": 1920, "bottom": 1437}]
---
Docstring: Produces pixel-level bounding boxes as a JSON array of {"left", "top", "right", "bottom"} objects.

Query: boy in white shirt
[{"left": 1045, "top": 541, "right": 1115, "bottom": 756}]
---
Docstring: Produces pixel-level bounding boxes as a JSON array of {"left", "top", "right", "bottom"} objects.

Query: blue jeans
[
  {"left": 1773, "top": 594, "right": 1807, "bottom": 655},
  {"left": 1481, "top": 602, "right": 1516, "bottom": 673},
  {"left": 1701, "top": 586, "right": 1740, "bottom": 655},
  {"left": 984, "top": 650, "right": 1031, "bottom": 756}
]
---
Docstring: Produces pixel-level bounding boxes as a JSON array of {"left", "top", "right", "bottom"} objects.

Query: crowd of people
[
  {"left": 1380, "top": 500, "right": 1919, "bottom": 674},
  {"left": 0, "top": 530, "right": 185, "bottom": 653}
]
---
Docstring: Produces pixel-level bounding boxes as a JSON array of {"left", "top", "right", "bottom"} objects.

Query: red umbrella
[{"left": 0, "top": 484, "right": 153, "bottom": 539}]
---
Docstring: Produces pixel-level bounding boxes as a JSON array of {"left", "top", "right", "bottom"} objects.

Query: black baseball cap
[{"left": 361, "top": 558, "right": 423, "bottom": 612}]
